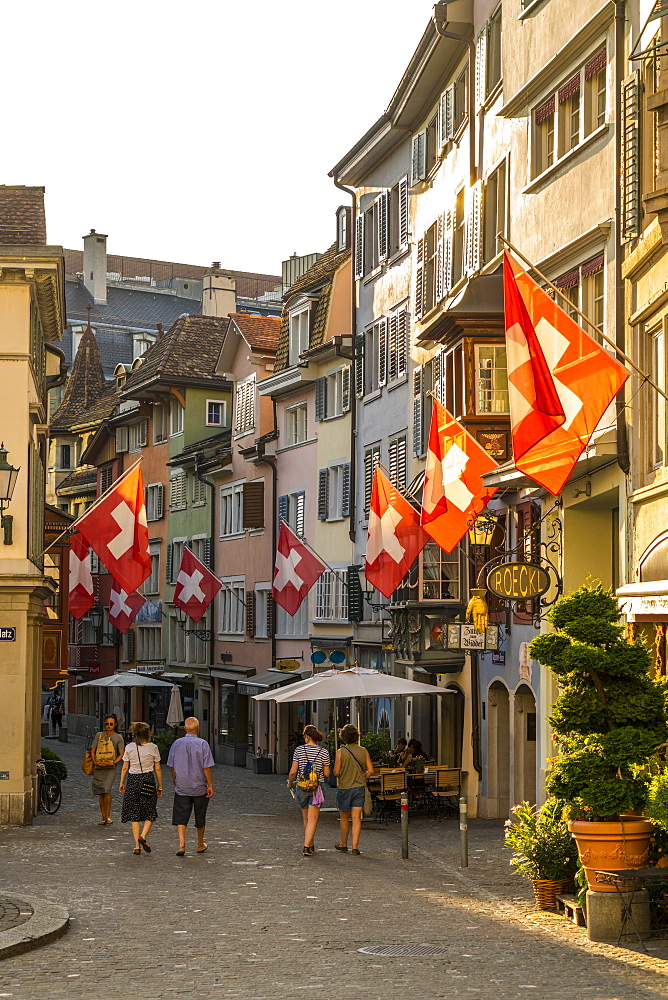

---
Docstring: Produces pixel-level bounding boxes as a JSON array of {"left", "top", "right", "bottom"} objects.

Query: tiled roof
[
  {"left": 68, "top": 383, "right": 119, "bottom": 430},
  {"left": 56, "top": 468, "right": 97, "bottom": 494},
  {"left": 122, "top": 314, "right": 232, "bottom": 394},
  {"left": 0, "top": 186, "right": 47, "bottom": 245},
  {"left": 66, "top": 279, "right": 201, "bottom": 333},
  {"left": 274, "top": 244, "right": 350, "bottom": 372},
  {"left": 169, "top": 429, "right": 232, "bottom": 463},
  {"left": 229, "top": 313, "right": 281, "bottom": 353},
  {"left": 51, "top": 324, "right": 107, "bottom": 432}
]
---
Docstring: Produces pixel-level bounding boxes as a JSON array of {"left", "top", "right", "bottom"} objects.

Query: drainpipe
[
  {"left": 614, "top": 0, "right": 630, "bottom": 474},
  {"left": 433, "top": 5, "right": 477, "bottom": 187},
  {"left": 194, "top": 455, "right": 217, "bottom": 746}
]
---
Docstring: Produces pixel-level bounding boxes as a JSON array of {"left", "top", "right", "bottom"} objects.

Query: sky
[{"left": 6, "top": 1, "right": 434, "bottom": 277}]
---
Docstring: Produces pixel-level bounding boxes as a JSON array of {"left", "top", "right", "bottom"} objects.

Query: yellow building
[{"left": 0, "top": 186, "right": 66, "bottom": 824}]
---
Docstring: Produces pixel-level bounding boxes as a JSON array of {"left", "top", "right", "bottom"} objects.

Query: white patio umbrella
[
  {"left": 166, "top": 685, "right": 184, "bottom": 728},
  {"left": 252, "top": 667, "right": 454, "bottom": 703},
  {"left": 74, "top": 672, "right": 175, "bottom": 689}
]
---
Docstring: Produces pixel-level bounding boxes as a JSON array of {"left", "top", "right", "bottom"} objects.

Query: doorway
[{"left": 486, "top": 681, "right": 510, "bottom": 817}]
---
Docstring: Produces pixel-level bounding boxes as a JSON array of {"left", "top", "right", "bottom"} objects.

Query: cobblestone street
[{"left": 1, "top": 739, "right": 668, "bottom": 999}]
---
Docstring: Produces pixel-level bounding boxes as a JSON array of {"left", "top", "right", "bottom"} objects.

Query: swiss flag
[
  {"left": 421, "top": 399, "right": 499, "bottom": 552},
  {"left": 108, "top": 581, "right": 146, "bottom": 634},
  {"left": 173, "top": 546, "right": 222, "bottom": 623},
  {"left": 365, "top": 468, "right": 428, "bottom": 599},
  {"left": 504, "top": 253, "right": 629, "bottom": 494},
  {"left": 272, "top": 521, "right": 327, "bottom": 616},
  {"left": 75, "top": 464, "right": 151, "bottom": 595},
  {"left": 69, "top": 533, "right": 94, "bottom": 620}
]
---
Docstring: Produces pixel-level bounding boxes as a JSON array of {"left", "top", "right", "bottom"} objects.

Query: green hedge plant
[{"left": 40, "top": 746, "right": 67, "bottom": 781}]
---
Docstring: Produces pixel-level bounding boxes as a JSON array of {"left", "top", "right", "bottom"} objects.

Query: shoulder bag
[
  {"left": 135, "top": 745, "right": 156, "bottom": 798},
  {"left": 81, "top": 749, "right": 95, "bottom": 776},
  {"left": 344, "top": 745, "right": 373, "bottom": 817}
]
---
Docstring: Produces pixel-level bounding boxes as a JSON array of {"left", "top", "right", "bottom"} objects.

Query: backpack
[
  {"left": 95, "top": 734, "right": 116, "bottom": 766},
  {"left": 296, "top": 751, "right": 320, "bottom": 791}
]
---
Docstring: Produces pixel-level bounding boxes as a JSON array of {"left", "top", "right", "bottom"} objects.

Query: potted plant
[
  {"left": 253, "top": 746, "right": 273, "bottom": 774},
  {"left": 529, "top": 584, "right": 667, "bottom": 892},
  {"left": 504, "top": 798, "right": 578, "bottom": 909}
]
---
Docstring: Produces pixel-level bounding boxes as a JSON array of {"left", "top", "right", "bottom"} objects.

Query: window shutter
[
  {"left": 126, "top": 629, "right": 135, "bottom": 662},
  {"left": 621, "top": 72, "right": 640, "bottom": 241},
  {"left": 443, "top": 211, "right": 453, "bottom": 295},
  {"left": 341, "top": 463, "right": 351, "bottom": 517},
  {"left": 295, "top": 491, "right": 305, "bottom": 537},
  {"left": 436, "top": 214, "right": 445, "bottom": 302},
  {"left": 398, "top": 176, "right": 409, "bottom": 246},
  {"left": 396, "top": 436, "right": 407, "bottom": 488},
  {"left": 388, "top": 438, "right": 398, "bottom": 484},
  {"left": 354, "top": 214, "right": 365, "bottom": 279},
  {"left": 465, "top": 186, "right": 482, "bottom": 273},
  {"left": 377, "top": 318, "right": 388, "bottom": 388},
  {"left": 277, "top": 494, "right": 289, "bottom": 533},
  {"left": 138, "top": 420, "right": 148, "bottom": 447},
  {"left": 439, "top": 90, "right": 449, "bottom": 146},
  {"left": 364, "top": 449, "right": 377, "bottom": 516},
  {"left": 415, "top": 236, "right": 425, "bottom": 319},
  {"left": 202, "top": 537, "right": 212, "bottom": 568},
  {"left": 378, "top": 191, "right": 389, "bottom": 260},
  {"left": 245, "top": 591, "right": 256, "bottom": 637},
  {"left": 476, "top": 25, "right": 488, "bottom": 107},
  {"left": 317, "top": 469, "right": 329, "bottom": 520},
  {"left": 388, "top": 314, "right": 398, "bottom": 382},
  {"left": 116, "top": 426, "right": 128, "bottom": 452},
  {"left": 166, "top": 543, "right": 173, "bottom": 585},
  {"left": 267, "top": 595, "right": 275, "bottom": 637},
  {"left": 155, "top": 483, "right": 164, "bottom": 520},
  {"left": 444, "top": 84, "right": 455, "bottom": 141},
  {"left": 243, "top": 481, "right": 265, "bottom": 529},
  {"left": 412, "top": 366, "right": 424, "bottom": 457},
  {"left": 397, "top": 310, "right": 408, "bottom": 380},
  {"left": 432, "top": 350, "right": 444, "bottom": 403},
  {"left": 342, "top": 365, "right": 351, "bottom": 412},
  {"left": 314, "top": 377, "right": 326, "bottom": 421},
  {"left": 411, "top": 130, "right": 426, "bottom": 184},
  {"left": 354, "top": 334, "right": 365, "bottom": 398}
]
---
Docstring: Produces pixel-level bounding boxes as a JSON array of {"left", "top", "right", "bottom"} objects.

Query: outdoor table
[{"left": 594, "top": 868, "right": 668, "bottom": 951}]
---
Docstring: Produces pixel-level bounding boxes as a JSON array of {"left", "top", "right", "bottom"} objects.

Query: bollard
[
  {"left": 459, "top": 796, "right": 468, "bottom": 867},
  {"left": 401, "top": 790, "right": 409, "bottom": 859}
]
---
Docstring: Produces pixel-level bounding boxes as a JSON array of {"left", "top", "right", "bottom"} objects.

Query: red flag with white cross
[
  {"left": 108, "top": 580, "right": 146, "bottom": 634},
  {"left": 173, "top": 546, "right": 222, "bottom": 623},
  {"left": 74, "top": 464, "right": 151, "bottom": 595},
  {"left": 69, "top": 533, "right": 94, "bottom": 620},
  {"left": 272, "top": 521, "right": 327, "bottom": 616},
  {"left": 365, "top": 467, "right": 428, "bottom": 598},
  {"left": 421, "top": 399, "right": 499, "bottom": 552}
]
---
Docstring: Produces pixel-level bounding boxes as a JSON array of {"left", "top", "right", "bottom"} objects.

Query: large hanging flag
[
  {"left": 421, "top": 399, "right": 498, "bottom": 552},
  {"left": 173, "top": 546, "right": 222, "bottom": 623},
  {"left": 272, "top": 520, "right": 327, "bottom": 616},
  {"left": 74, "top": 464, "right": 151, "bottom": 595},
  {"left": 504, "top": 253, "right": 629, "bottom": 494},
  {"left": 108, "top": 581, "right": 146, "bottom": 634},
  {"left": 69, "top": 533, "right": 94, "bottom": 620},
  {"left": 365, "top": 468, "right": 428, "bottom": 598}
]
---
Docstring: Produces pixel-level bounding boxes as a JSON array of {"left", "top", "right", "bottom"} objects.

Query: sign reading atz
[
  {"left": 0, "top": 628, "right": 16, "bottom": 641},
  {"left": 486, "top": 563, "right": 550, "bottom": 601}
]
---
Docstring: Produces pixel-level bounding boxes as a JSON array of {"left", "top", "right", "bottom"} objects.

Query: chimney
[
  {"left": 82, "top": 228, "right": 108, "bottom": 305},
  {"left": 201, "top": 262, "right": 236, "bottom": 318}
]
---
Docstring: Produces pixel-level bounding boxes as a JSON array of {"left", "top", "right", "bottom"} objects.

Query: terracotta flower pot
[
  {"left": 569, "top": 819, "right": 655, "bottom": 893},
  {"left": 531, "top": 878, "right": 572, "bottom": 910}
]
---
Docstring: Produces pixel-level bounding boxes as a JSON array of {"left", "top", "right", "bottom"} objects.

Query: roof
[
  {"left": 56, "top": 468, "right": 97, "bottom": 495},
  {"left": 229, "top": 313, "right": 281, "bottom": 353},
  {"left": 68, "top": 383, "right": 119, "bottom": 430},
  {"left": 51, "top": 323, "right": 107, "bottom": 431},
  {"left": 65, "top": 279, "right": 201, "bottom": 336},
  {"left": 0, "top": 186, "right": 47, "bottom": 245},
  {"left": 168, "top": 429, "right": 232, "bottom": 465},
  {"left": 122, "top": 313, "right": 232, "bottom": 394}
]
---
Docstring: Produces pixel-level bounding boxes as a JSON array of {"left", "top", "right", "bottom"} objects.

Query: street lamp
[
  {"left": 0, "top": 444, "right": 19, "bottom": 545},
  {"left": 467, "top": 510, "right": 500, "bottom": 547},
  {"left": 88, "top": 604, "right": 122, "bottom": 645}
]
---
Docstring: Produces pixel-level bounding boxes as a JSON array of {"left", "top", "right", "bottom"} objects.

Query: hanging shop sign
[
  {"left": 276, "top": 659, "right": 301, "bottom": 671},
  {"left": 444, "top": 623, "right": 500, "bottom": 651},
  {"left": 486, "top": 562, "right": 551, "bottom": 601}
]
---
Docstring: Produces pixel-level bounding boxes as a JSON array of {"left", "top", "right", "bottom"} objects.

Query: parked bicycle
[{"left": 37, "top": 759, "right": 62, "bottom": 814}]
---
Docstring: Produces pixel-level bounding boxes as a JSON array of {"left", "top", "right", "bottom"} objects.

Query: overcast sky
[{"left": 7, "top": 1, "right": 433, "bottom": 276}]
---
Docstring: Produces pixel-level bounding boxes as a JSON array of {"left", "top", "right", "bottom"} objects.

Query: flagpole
[
  {"left": 376, "top": 461, "right": 422, "bottom": 508},
  {"left": 498, "top": 234, "right": 668, "bottom": 404},
  {"left": 278, "top": 516, "right": 353, "bottom": 587}
]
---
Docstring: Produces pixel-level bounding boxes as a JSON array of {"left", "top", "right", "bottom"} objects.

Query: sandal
[
  {"left": 352, "top": 848, "right": 362, "bottom": 855},
  {"left": 133, "top": 848, "right": 141, "bottom": 855},
  {"left": 303, "top": 847, "right": 311, "bottom": 857},
  {"left": 98, "top": 820, "right": 107, "bottom": 826},
  {"left": 197, "top": 844, "right": 208, "bottom": 854},
  {"left": 334, "top": 843, "right": 348, "bottom": 852},
  {"left": 138, "top": 837, "right": 151, "bottom": 854},
  {"left": 176, "top": 848, "right": 186, "bottom": 857}
]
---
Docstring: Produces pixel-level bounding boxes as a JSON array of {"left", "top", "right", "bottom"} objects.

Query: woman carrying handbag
[
  {"left": 332, "top": 725, "right": 373, "bottom": 855},
  {"left": 118, "top": 722, "right": 162, "bottom": 854}
]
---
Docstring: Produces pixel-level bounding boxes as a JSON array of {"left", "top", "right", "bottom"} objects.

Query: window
[
  {"left": 133, "top": 336, "right": 154, "bottom": 360},
  {"left": 191, "top": 535, "right": 211, "bottom": 568},
  {"left": 388, "top": 435, "right": 407, "bottom": 489},
  {"left": 128, "top": 420, "right": 148, "bottom": 452},
  {"left": 453, "top": 188, "right": 466, "bottom": 284},
  {"left": 388, "top": 178, "right": 409, "bottom": 255},
  {"left": 192, "top": 476, "right": 207, "bottom": 506},
  {"left": 454, "top": 67, "right": 467, "bottom": 134},
  {"left": 314, "top": 570, "right": 348, "bottom": 621},
  {"left": 235, "top": 375, "right": 255, "bottom": 434},
  {"left": 169, "top": 471, "right": 187, "bottom": 511},
  {"left": 532, "top": 48, "right": 607, "bottom": 179},
  {"left": 486, "top": 6, "right": 502, "bottom": 95},
  {"left": 143, "top": 544, "right": 161, "bottom": 595},
  {"left": 206, "top": 399, "right": 226, "bottom": 426},
  {"left": 315, "top": 367, "right": 352, "bottom": 421},
  {"left": 476, "top": 345, "right": 509, "bottom": 414},
  {"left": 254, "top": 584, "right": 272, "bottom": 639},
  {"left": 153, "top": 404, "right": 167, "bottom": 444},
  {"left": 289, "top": 307, "right": 310, "bottom": 366},
  {"left": 100, "top": 464, "right": 113, "bottom": 494},
  {"left": 220, "top": 482, "right": 244, "bottom": 536},
  {"left": 421, "top": 542, "right": 461, "bottom": 601},
  {"left": 483, "top": 160, "right": 507, "bottom": 263},
  {"left": 137, "top": 625, "right": 161, "bottom": 660},
  {"left": 355, "top": 182, "right": 407, "bottom": 279},
  {"left": 276, "top": 596, "right": 309, "bottom": 637},
  {"left": 553, "top": 253, "right": 605, "bottom": 336},
  {"left": 388, "top": 309, "right": 408, "bottom": 383},
  {"left": 277, "top": 490, "right": 305, "bottom": 536},
  {"left": 285, "top": 402, "right": 308, "bottom": 445},
  {"left": 170, "top": 397, "right": 184, "bottom": 436},
  {"left": 318, "top": 462, "right": 351, "bottom": 520},
  {"left": 337, "top": 206, "right": 350, "bottom": 251},
  {"left": 363, "top": 444, "right": 381, "bottom": 516},
  {"left": 171, "top": 539, "right": 186, "bottom": 584},
  {"left": 643, "top": 323, "right": 666, "bottom": 473},
  {"left": 242, "top": 481, "right": 265, "bottom": 529},
  {"left": 60, "top": 444, "right": 71, "bottom": 470},
  {"left": 169, "top": 613, "right": 186, "bottom": 662},
  {"left": 364, "top": 320, "right": 386, "bottom": 395},
  {"left": 145, "top": 482, "right": 164, "bottom": 521},
  {"left": 218, "top": 577, "right": 245, "bottom": 635}
]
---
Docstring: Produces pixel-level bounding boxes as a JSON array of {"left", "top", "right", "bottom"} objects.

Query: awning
[
  {"left": 617, "top": 581, "right": 668, "bottom": 620},
  {"left": 161, "top": 672, "right": 193, "bottom": 681},
  {"left": 211, "top": 666, "right": 255, "bottom": 682},
  {"left": 238, "top": 668, "right": 311, "bottom": 698}
]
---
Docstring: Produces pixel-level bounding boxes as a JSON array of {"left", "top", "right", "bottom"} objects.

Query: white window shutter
[
  {"left": 378, "top": 318, "right": 388, "bottom": 388},
  {"left": 415, "top": 236, "right": 425, "bottom": 319},
  {"left": 387, "top": 314, "right": 398, "bottom": 382},
  {"left": 354, "top": 214, "right": 365, "bottom": 279},
  {"left": 354, "top": 335, "right": 365, "bottom": 398},
  {"left": 116, "top": 426, "right": 128, "bottom": 452},
  {"left": 388, "top": 438, "right": 398, "bottom": 484},
  {"left": 465, "top": 186, "right": 482, "bottom": 274},
  {"left": 398, "top": 177, "right": 409, "bottom": 246},
  {"left": 432, "top": 350, "right": 444, "bottom": 403},
  {"left": 621, "top": 72, "right": 641, "bottom": 241},
  {"left": 138, "top": 419, "right": 148, "bottom": 447},
  {"left": 476, "top": 26, "right": 488, "bottom": 108},
  {"left": 443, "top": 210, "right": 453, "bottom": 295},
  {"left": 439, "top": 91, "right": 449, "bottom": 147},
  {"left": 342, "top": 365, "right": 351, "bottom": 412},
  {"left": 396, "top": 310, "right": 408, "bottom": 380},
  {"left": 412, "top": 130, "right": 426, "bottom": 185},
  {"left": 377, "top": 192, "right": 389, "bottom": 260},
  {"left": 444, "top": 84, "right": 455, "bottom": 141},
  {"left": 155, "top": 483, "right": 164, "bottom": 520},
  {"left": 436, "top": 214, "right": 445, "bottom": 303},
  {"left": 396, "top": 435, "right": 407, "bottom": 488},
  {"left": 412, "top": 366, "right": 424, "bottom": 457}
]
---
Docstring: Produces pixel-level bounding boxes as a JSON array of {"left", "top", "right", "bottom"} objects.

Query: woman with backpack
[
  {"left": 287, "top": 726, "right": 331, "bottom": 857},
  {"left": 118, "top": 722, "right": 163, "bottom": 854},
  {"left": 333, "top": 724, "right": 373, "bottom": 855},
  {"left": 90, "top": 714, "right": 125, "bottom": 825}
]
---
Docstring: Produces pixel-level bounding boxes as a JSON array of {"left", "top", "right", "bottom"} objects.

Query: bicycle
[{"left": 37, "top": 759, "right": 62, "bottom": 814}]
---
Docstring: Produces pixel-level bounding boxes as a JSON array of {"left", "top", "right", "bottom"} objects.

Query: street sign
[
  {"left": 136, "top": 663, "right": 164, "bottom": 675},
  {"left": 0, "top": 627, "right": 16, "bottom": 641},
  {"left": 486, "top": 562, "right": 550, "bottom": 601}
]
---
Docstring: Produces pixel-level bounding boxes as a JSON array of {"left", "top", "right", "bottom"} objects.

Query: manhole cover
[{"left": 359, "top": 945, "right": 449, "bottom": 958}]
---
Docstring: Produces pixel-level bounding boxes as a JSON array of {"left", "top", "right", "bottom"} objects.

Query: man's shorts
[{"left": 172, "top": 793, "right": 209, "bottom": 828}]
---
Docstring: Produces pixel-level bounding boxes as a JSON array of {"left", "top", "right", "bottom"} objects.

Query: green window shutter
[
  {"left": 317, "top": 469, "right": 329, "bottom": 520},
  {"left": 202, "top": 537, "right": 212, "bottom": 568},
  {"left": 166, "top": 543, "right": 173, "bottom": 584},
  {"left": 341, "top": 463, "right": 351, "bottom": 517},
  {"left": 347, "top": 565, "right": 363, "bottom": 623}
]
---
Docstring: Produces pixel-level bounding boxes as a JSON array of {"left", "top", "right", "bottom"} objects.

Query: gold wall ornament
[{"left": 466, "top": 588, "right": 489, "bottom": 633}]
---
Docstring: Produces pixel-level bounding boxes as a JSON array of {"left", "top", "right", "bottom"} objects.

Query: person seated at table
[
  {"left": 391, "top": 738, "right": 407, "bottom": 764},
  {"left": 405, "top": 739, "right": 428, "bottom": 768}
]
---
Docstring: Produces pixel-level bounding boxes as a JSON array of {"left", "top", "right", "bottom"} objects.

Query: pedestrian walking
[
  {"left": 333, "top": 724, "right": 373, "bottom": 855},
  {"left": 166, "top": 716, "right": 215, "bottom": 857},
  {"left": 287, "top": 726, "right": 331, "bottom": 857},
  {"left": 118, "top": 722, "right": 162, "bottom": 855},
  {"left": 91, "top": 714, "right": 124, "bottom": 825},
  {"left": 50, "top": 693, "right": 64, "bottom": 735}
]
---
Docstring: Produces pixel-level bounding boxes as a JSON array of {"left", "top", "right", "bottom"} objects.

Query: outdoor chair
[
  {"left": 375, "top": 770, "right": 407, "bottom": 822},
  {"left": 426, "top": 768, "right": 461, "bottom": 819}
]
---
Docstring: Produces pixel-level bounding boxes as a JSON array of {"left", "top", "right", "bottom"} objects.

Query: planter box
[{"left": 253, "top": 757, "right": 273, "bottom": 775}]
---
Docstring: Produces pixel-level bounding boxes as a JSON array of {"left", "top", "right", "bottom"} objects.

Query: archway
[
  {"left": 441, "top": 685, "right": 465, "bottom": 766},
  {"left": 513, "top": 684, "right": 537, "bottom": 805},
  {"left": 486, "top": 681, "right": 510, "bottom": 817}
]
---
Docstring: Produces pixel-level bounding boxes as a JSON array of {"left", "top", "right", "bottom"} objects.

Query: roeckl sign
[{"left": 486, "top": 562, "right": 550, "bottom": 601}]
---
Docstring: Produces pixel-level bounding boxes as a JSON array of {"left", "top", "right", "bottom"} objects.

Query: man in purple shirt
[{"left": 167, "top": 717, "right": 215, "bottom": 856}]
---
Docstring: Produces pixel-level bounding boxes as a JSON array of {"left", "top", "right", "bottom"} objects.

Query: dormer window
[
  {"left": 337, "top": 206, "right": 351, "bottom": 252},
  {"left": 288, "top": 304, "right": 311, "bottom": 366}
]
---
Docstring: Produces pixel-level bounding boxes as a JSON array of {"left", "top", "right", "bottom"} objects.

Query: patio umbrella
[
  {"left": 166, "top": 685, "right": 184, "bottom": 728},
  {"left": 74, "top": 672, "right": 175, "bottom": 689},
  {"left": 252, "top": 668, "right": 454, "bottom": 703}
]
